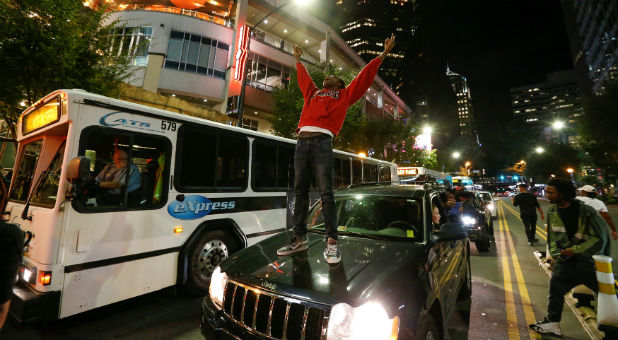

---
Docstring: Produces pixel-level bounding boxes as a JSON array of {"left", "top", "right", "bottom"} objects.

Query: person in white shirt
[{"left": 577, "top": 185, "right": 617, "bottom": 239}]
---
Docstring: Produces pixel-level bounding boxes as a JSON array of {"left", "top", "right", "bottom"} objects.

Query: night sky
[{"left": 312, "top": 0, "right": 574, "bottom": 172}]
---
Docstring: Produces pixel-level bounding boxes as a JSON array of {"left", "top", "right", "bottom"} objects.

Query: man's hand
[
  {"left": 560, "top": 248, "right": 575, "bottom": 259},
  {"left": 294, "top": 45, "right": 302, "bottom": 63},
  {"left": 379, "top": 34, "right": 396, "bottom": 60},
  {"left": 612, "top": 230, "right": 617, "bottom": 240}
]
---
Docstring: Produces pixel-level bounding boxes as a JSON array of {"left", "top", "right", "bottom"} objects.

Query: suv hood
[{"left": 220, "top": 232, "right": 425, "bottom": 306}]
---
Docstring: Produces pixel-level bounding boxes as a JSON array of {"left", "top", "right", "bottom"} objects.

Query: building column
[
  {"left": 320, "top": 31, "right": 330, "bottom": 64},
  {"left": 142, "top": 53, "right": 165, "bottom": 93},
  {"left": 218, "top": 0, "right": 248, "bottom": 114}
]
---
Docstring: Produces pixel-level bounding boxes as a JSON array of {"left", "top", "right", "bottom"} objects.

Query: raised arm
[
  {"left": 345, "top": 34, "right": 395, "bottom": 104},
  {"left": 294, "top": 45, "right": 317, "bottom": 101}
]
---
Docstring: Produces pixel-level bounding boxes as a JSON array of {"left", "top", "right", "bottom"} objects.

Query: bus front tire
[{"left": 186, "top": 229, "right": 240, "bottom": 294}]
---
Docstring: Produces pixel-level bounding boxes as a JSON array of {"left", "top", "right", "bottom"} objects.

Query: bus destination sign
[{"left": 22, "top": 98, "right": 61, "bottom": 135}]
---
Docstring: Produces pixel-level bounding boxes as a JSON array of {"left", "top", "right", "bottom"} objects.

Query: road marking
[
  {"left": 497, "top": 202, "right": 520, "bottom": 340},
  {"left": 499, "top": 202, "right": 540, "bottom": 339},
  {"left": 501, "top": 203, "right": 547, "bottom": 241}
]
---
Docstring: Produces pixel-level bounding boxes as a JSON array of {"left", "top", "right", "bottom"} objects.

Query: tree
[
  {"left": 0, "top": 0, "right": 132, "bottom": 138},
  {"left": 525, "top": 142, "right": 580, "bottom": 182},
  {"left": 576, "top": 80, "right": 618, "bottom": 183}
]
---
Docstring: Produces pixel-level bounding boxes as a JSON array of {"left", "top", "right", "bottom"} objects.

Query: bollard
[{"left": 592, "top": 255, "right": 618, "bottom": 340}]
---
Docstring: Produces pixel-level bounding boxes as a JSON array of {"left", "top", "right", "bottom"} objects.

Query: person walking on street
[
  {"left": 277, "top": 34, "right": 396, "bottom": 264},
  {"left": 577, "top": 185, "right": 617, "bottom": 240},
  {"left": 529, "top": 179, "right": 610, "bottom": 337},
  {"left": 513, "top": 183, "right": 545, "bottom": 245}
]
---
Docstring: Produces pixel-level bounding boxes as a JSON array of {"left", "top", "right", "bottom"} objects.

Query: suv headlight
[
  {"left": 327, "top": 302, "right": 399, "bottom": 340},
  {"left": 209, "top": 266, "right": 227, "bottom": 309},
  {"left": 487, "top": 203, "right": 494, "bottom": 211},
  {"left": 461, "top": 216, "right": 476, "bottom": 226}
]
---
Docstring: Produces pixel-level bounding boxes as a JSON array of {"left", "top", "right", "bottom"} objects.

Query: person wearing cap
[{"left": 577, "top": 185, "right": 617, "bottom": 239}]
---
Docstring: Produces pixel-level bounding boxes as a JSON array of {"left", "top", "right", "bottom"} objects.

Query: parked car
[{"left": 201, "top": 184, "right": 471, "bottom": 340}]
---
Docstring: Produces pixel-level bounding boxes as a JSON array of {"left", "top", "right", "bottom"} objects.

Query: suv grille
[{"left": 222, "top": 280, "right": 329, "bottom": 340}]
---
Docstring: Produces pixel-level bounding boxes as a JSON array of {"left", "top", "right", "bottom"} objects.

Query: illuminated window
[{"left": 110, "top": 26, "right": 153, "bottom": 66}]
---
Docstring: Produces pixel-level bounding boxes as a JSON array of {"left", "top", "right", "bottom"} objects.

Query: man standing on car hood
[{"left": 277, "top": 34, "right": 396, "bottom": 264}]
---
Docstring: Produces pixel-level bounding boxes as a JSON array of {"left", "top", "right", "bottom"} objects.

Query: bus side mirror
[{"left": 66, "top": 157, "right": 90, "bottom": 184}]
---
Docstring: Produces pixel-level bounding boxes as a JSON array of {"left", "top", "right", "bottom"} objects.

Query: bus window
[
  {"left": 30, "top": 142, "right": 66, "bottom": 207},
  {"left": 363, "top": 162, "right": 378, "bottom": 182},
  {"left": 276, "top": 144, "right": 294, "bottom": 189},
  {"left": 176, "top": 126, "right": 248, "bottom": 191},
  {"left": 333, "top": 156, "right": 350, "bottom": 189},
  {"left": 75, "top": 127, "right": 171, "bottom": 211},
  {"left": 352, "top": 159, "right": 362, "bottom": 184},
  {"left": 253, "top": 140, "right": 277, "bottom": 189},
  {"left": 379, "top": 165, "right": 391, "bottom": 182},
  {"left": 216, "top": 134, "right": 248, "bottom": 189},
  {"left": 9, "top": 140, "right": 43, "bottom": 202}
]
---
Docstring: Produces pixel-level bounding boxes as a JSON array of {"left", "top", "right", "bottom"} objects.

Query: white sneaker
[
  {"left": 324, "top": 242, "right": 341, "bottom": 264},
  {"left": 529, "top": 318, "right": 562, "bottom": 337}
]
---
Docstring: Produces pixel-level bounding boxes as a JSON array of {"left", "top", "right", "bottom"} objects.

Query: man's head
[
  {"left": 112, "top": 149, "right": 129, "bottom": 169},
  {"left": 579, "top": 185, "right": 597, "bottom": 198},
  {"left": 323, "top": 75, "right": 345, "bottom": 90},
  {"left": 518, "top": 184, "right": 528, "bottom": 193},
  {"left": 546, "top": 179, "right": 576, "bottom": 204}
]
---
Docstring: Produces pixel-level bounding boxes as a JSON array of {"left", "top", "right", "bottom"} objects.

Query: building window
[
  {"left": 242, "top": 118, "right": 259, "bottom": 131},
  {"left": 110, "top": 26, "right": 153, "bottom": 66},
  {"left": 164, "top": 30, "right": 229, "bottom": 79},
  {"left": 246, "top": 52, "right": 292, "bottom": 92}
]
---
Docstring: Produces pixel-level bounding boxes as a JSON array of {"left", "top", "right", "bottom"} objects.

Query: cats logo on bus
[
  {"left": 100, "top": 112, "right": 151, "bottom": 128},
  {"left": 167, "top": 195, "right": 236, "bottom": 220}
]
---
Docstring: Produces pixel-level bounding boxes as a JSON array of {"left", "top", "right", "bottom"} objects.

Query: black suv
[
  {"left": 457, "top": 192, "right": 492, "bottom": 252},
  {"left": 201, "top": 184, "right": 471, "bottom": 340}
]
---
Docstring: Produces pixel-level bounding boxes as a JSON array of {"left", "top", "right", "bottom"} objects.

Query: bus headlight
[
  {"left": 462, "top": 216, "right": 476, "bottom": 226},
  {"left": 326, "top": 302, "right": 399, "bottom": 340},
  {"left": 209, "top": 266, "right": 227, "bottom": 309}
]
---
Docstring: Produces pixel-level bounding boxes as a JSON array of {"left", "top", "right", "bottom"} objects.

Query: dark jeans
[
  {"left": 292, "top": 134, "right": 338, "bottom": 241},
  {"left": 546, "top": 258, "right": 598, "bottom": 322},
  {"left": 520, "top": 213, "right": 537, "bottom": 242}
]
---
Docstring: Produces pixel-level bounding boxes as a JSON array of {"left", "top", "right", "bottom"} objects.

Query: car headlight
[
  {"left": 209, "top": 266, "right": 227, "bottom": 309},
  {"left": 327, "top": 302, "right": 399, "bottom": 340},
  {"left": 461, "top": 216, "right": 476, "bottom": 226},
  {"left": 487, "top": 203, "right": 494, "bottom": 211}
]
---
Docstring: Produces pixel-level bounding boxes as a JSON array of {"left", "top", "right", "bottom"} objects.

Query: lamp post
[
  {"left": 452, "top": 151, "right": 461, "bottom": 159},
  {"left": 567, "top": 168, "right": 574, "bottom": 184},
  {"left": 535, "top": 146, "right": 544, "bottom": 154},
  {"left": 236, "top": 0, "right": 309, "bottom": 128}
]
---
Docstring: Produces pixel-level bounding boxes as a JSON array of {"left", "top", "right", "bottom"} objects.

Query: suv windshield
[{"left": 307, "top": 195, "right": 423, "bottom": 241}]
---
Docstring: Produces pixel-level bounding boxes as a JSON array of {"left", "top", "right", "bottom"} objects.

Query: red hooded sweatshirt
[{"left": 296, "top": 57, "right": 383, "bottom": 136}]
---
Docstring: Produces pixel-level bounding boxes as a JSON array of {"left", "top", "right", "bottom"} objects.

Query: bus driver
[{"left": 94, "top": 149, "right": 140, "bottom": 205}]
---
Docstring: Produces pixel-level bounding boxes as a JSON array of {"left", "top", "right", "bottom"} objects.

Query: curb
[{"left": 532, "top": 250, "right": 605, "bottom": 340}]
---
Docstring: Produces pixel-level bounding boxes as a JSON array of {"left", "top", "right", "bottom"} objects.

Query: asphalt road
[{"left": 2, "top": 198, "right": 616, "bottom": 340}]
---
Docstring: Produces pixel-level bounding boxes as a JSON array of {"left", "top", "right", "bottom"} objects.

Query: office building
[
  {"left": 561, "top": 0, "right": 617, "bottom": 95},
  {"left": 336, "top": 0, "right": 419, "bottom": 94},
  {"left": 510, "top": 69, "right": 583, "bottom": 143},
  {"left": 446, "top": 65, "right": 474, "bottom": 136}
]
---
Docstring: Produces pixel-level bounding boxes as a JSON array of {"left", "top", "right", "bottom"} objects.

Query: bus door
[{"left": 60, "top": 106, "right": 176, "bottom": 318}]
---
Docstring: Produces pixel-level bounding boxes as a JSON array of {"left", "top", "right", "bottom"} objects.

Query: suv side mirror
[
  {"left": 66, "top": 157, "right": 91, "bottom": 184},
  {"left": 433, "top": 222, "right": 468, "bottom": 242}
]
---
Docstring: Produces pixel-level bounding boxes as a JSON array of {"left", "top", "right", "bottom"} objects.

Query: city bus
[{"left": 6, "top": 89, "right": 398, "bottom": 322}]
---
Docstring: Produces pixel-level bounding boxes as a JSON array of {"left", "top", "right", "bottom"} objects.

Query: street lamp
[
  {"left": 236, "top": 0, "right": 310, "bottom": 128},
  {"left": 357, "top": 152, "right": 367, "bottom": 158},
  {"left": 567, "top": 168, "right": 574, "bottom": 184},
  {"left": 422, "top": 126, "right": 433, "bottom": 134},
  {"left": 465, "top": 161, "right": 471, "bottom": 168},
  {"left": 452, "top": 151, "right": 461, "bottom": 159},
  {"left": 535, "top": 146, "right": 544, "bottom": 154}
]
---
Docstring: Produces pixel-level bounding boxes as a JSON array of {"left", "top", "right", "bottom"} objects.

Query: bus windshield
[
  {"left": 30, "top": 142, "right": 66, "bottom": 207},
  {"left": 9, "top": 140, "right": 43, "bottom": 202}
]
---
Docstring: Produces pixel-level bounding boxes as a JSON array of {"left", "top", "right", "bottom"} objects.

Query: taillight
[{"left": 38, "top": 271, "right": 52, "bottom": 285}]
